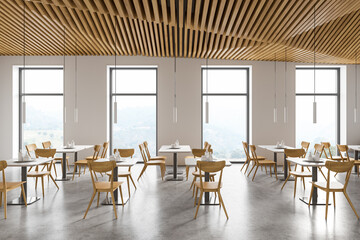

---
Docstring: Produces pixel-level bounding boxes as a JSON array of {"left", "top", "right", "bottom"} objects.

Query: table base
[
  {"left": 101, "top": 196, "right": 129, "bottom": 206},
  {"left": 195, "top": 196, "right": 220, "bottom": 205},
  {"left": 55, "top": 177, "right": 71, "bottom": 181},
  {"left": 166, "top": 170, "right": 184, "bottom": 175},
  {"left": 8, "top": 197, "right": 40, "bottom": 205},
  {"left": 165, "top": 175, "right": 184, "bottom": 181},
  {"left": 299, "top": 197, "right": 331, "bottom": 206}
]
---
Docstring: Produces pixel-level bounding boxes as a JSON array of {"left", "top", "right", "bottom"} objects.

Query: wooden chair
[
  {"left": 143, "top": 141, "right": 166, "bottom": 161},
  {"left": 248, "top": 145, "right": 277, "bottom": 181},
  {"left": 193, "top": 161, "right": 228, "bottom": 219},
  {"left": 313, "top": 144, "right": 327, "bottom": 180},
  {"left": 337, "top": 144, "right": 360, "bottom": 177},
  {"left": 309, "top": 161, "right": 359, "bottom": 220},
  {"left": 107, "top": 149, "right": 136, "bottom": 197},
  {"left": 322, "top": 142, "right": 354, "bottom": 162},
  {"left": 137, "top": 144, "right": 165, "bottom": 181},
  {"left": 83, "top": 161, "right": 124, "bottom": 219},
  {"left": 86, "top": 142, "right": 109, "bottom": 160},
  {"left": 295, "top": 141, "right": 310, "bottom": 171},
  {"left": 188, "top": 149, "right": 216, "bottom": 196},
  {"left": 0, "top": 160, "right": 27, "bottom": 219},
  {"left": 185, "top": 142, "right": 210, "bottom": 180},
  {"left": 27, "top": 149, "right": 59, "bottom": 197},
  {"left": 282, "top": 148, "right": 312, "bottom": 198},
  {"left": 42, "top": 141, "right": 68, "bottom": 177},
  {"left": 72, "top": 145, "right": 101, "bottom": 180},
  {"left": 241, "top": 142, "right": 265, "bottom": 173},
  {"left": 26, "top": 143, "right": 48, "bottom": 172}
]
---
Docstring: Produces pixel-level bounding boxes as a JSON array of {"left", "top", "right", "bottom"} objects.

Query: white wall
[{"left": 0, "top": 55, "right": 358, "bottom": 164}]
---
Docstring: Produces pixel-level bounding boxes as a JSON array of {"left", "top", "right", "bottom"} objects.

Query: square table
[
  {"left": 96, "top": 158, "right": 138, "bottom": 205},
  {"left": 287, "top": 157, "right": 330, "bottom": 205},
  {"left": 158, "top": 145, "right": 191, "bottom": 181},
  {"left": 6, "top": 157, "right": 54, "bottom": 205},
  {"left": 258, "top": 145, "right": 294, "bottom": 180},
  {"left": 347, "top": 145, "right": 360, "bottom": 173},
  {"left": 56, "top": 145, "right": 94, "bottom": 181},
  {"left": 185, "top": 158, "right": 232, "bottom": 205}
]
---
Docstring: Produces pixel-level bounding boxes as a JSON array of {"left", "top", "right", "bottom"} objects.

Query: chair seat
[
  {"left": 330, "top": 156, "right": 354, "bottom": 161},
  {"left": 149, "top": 156, "right": 166, "bottom": 160},
  {"left": 85, "top": 156, "right": 100, "bottom": 160},
  {"left": 147, "top": 160, "right": 165, "bottom": 165},
  {"left": 258, "top": 160, "right": 275, "bottom": 165},
  {"left": 312, "top": 181, "right": 344, "bottom": 190},
  {"left": 95, "top": 181, "right": 123, "bottom": 191},
  {"left": 353, "top": 160, "right": 360, "bottom": 165},
  {"left": 106, "top": 171, "right": 131, "bottom": 177},
  {"left": 290, "top": 171, "right": 312, "bottom": 177},
  {"left": 55, "top": 157, "right": 69, "bottom": 161},
  {"left": 75, "top": 159, "right": 89, "bottom": 165},
  {"left": 192, "top": 171, "right": 216, "bottom": 177},
  {"left": 194, "top": 181, "right": 222, "bottom": 190},
  {"left": 0, "top": 181, "right": 26, "bottom": 191},
  {"left": 253, "top": 156, "right": 265, "bottom": 160},
  {"left": 28, "top": 171, "right": 50, "bottom": 177}
]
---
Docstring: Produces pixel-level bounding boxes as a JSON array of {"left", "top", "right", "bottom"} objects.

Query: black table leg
[
  {"left": 354, "top": 150, "right": 358, "bottom": 173},
  {"left": 102, "top": 166, "right": 129, "bottom": 205},
  {"left": 74, "top": 152, "right": 78, "bottom": 172},
  {"left": 204, "top": 172, "right": 210, "bottom": 204},
  {"left": 299, "top": 166, "right": 328, "bottom": 205},
  {"left": 283, "top": 153, "right": 288, "bottom": 179},
  {"left": 56, "top": 153, "right": 70, "bottom": 181},
  {"left": 173, "top": 153, "right": 177, "bottom": 179},
  {"left": 165, "top": 152, "right": 183, "bottom": 181},
  {"left": 8, "top": 166, "right": 40, "bottom": 205}
]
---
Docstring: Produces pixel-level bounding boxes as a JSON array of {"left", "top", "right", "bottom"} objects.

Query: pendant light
[
  {"left": 113, "top": 15, "right": 118, "bottom": 124},
  {"left": 22, "top": 0, "right": 26, "bottom": 124},
  {"left": 273, "top": 53, "right": 278, "bottom": 123},
  {"left": 74, "top": 38, "right": 78, "bottom": 123},
  {"left": 63, "top": 23, "right": 67, "bottom": 124},
  {"left": 284, "top": 48, "right": 288, "bottom": 123},
  {"left": 205, "top": 58, "right": 209, "bottom": 124},
  {"left": 312, "top": 4, "right": 317, "bottom": 124},
  {"left": 355, "top": 52, "right": 358, "bottom": 123}
]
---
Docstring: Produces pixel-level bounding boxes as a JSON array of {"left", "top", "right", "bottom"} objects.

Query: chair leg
[
  {"left": 21, "top": 185, "right": 27, "bottom": 206},
  {"left": 252, "top": 165, "right": 259, "bottom": 181},
  {"left": 129, "top": 174, "right": 136, "bottom": 189},
  {"left": 53, "top": 162, "right": 57, "bottom": 177},
  {"left": 218, "top": 190, "right": 229, "bottom": 219},
  {"left": 78, "top": 166, "right": 82, "bottom": 177},
  {"left": 265, "top": 166, "right": 267, "bottom": 174},
  {"left": 35, "top": 177, "right": 38, "bottom": 190},
  {"left": 127, "top": 176, "right": 131, "bottom": 197},
  {"left": 83, "top": 191, "right": 96, "bottom": 219},
  {"left": 110, "top": 191, "right": 118, "bottom": 219},
  {"left": 344, "top": 191, "right": 359, "bottom": 219},
  {"left": 119, "top": 186, "right": 124, "bottom": 205},
  {"left": 333, "top": 192, "right": 336, "bottom": 207},
  {"left": 194, "top": 187, "right": 199, "bottom": 205},
  {"left": 244, "top": 161, "right": 251, "bottom": 173},
  {"left": 186, "top": 166, "right": 189, "bottom": 180},
  {"left": 269, "top": 165, "right": 272, "bottom": 177},
  {"left": 94, "top": 172, "right": 98, "bottom": 181},
  {"left": 302, "top": 177, "right": 306, "bottom": 190},
  {"left": 83, "top": 166, "right": 86, "bottom": 174},
  {"left": 194, "top": 190, "right": 203, "bottom": 219},
  {"left": 190, "top": 176, "right": 196, "bottom": 189},
  {"left": 41, "top": 176, "right": 45, "bottom": 198},
  {"left": 325, "top": 191, "right": 329, "bottom": 220},
  {"left": 137, "top": 165, "right": 147, "bottom": 181},
  {"left": 72, "top": 164, "right": 77, "bottom": 180},
  {"left": 318, "top": 167, "right": 327, "bottom": 180},
  {"left": 247, "top": 164, "right": 256, "bottom": 177},
  {"left": 240, "top": 160, "right": 248, "bottom": 171},
  {"left": 49, "top": 174, "right": 59, "bottom": 190},
  {"left": 0, "top": 192, "right": 2, "bottom": 207},
  {"left": 308, "top": 184, "right": 315, "bottom": 206},
  {"left": 4, "top": 191, "right": 7, "bottom": 219},
  {"left": 274, "top": 164, "right": 278, "bottom": 180},
  {"left": 293, "top": 176, "right": 297, "bottom": 198},
  {"left": 281, "top": 174, "right": 291, "bottom": 190},
  {"left": 97, "top": 192, "right": 100, "bottom": 207}
]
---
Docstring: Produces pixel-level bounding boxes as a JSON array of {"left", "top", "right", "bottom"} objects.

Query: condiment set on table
[
  {"left": 170, "top": 140, "right": 180, "bottom": 149},
  {"left": 275, "top": 140, "right": 286, "bottom": 149},
  {"left": 65, "top": 140, "right": 76, "bottom": 149},
  {"left": 16, "top": 150, "right": 33, "bottom": 163}
]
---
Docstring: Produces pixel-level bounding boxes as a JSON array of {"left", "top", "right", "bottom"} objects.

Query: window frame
[
  {"left": 19, "top": 67, "right": 64, "bottom": 151},
  {"left": 201, "top": 67, "right": 250, "bottom": 160},
  {"left": 295, "top": 67, "right": 341, "bottom": 146},
  {"left": 109, "top": 67, "right": 158, "bottom": 157}
]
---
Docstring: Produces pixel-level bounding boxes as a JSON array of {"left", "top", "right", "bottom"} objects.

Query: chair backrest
[
  {"left": 242, "top": 142, "right": 251, "bottom": 161},
  {"left": 284, "top": 148, "right": 306, "bottom": 158},
  {"left": 90, "top": 145, "right": 101, "bottom": 160},
  {"left": 88, "top": 161, "right": 116, "bottom": 191},
  {"left": 321, "top": 142, "right": 333, "bottom": 159},
  {"left": 143, "top": 141, "right": 152, "bottom": 159},
  {"left": 35, "top": 149, "right": 56, "bottom": 158},
  {"left": 116, "top": 149, "right": 135, "bottom": 158},
  {"left": 42, "top": 141, "right": 52, "bottom": 149},
  {"left": 192, "top": 149, "right": 206, "bottom": 158},
  {"left": 325, "top": 160, "right": 354, "bottom": 189},
  {"left": 204, "top": 141, "right": 209, "bottom": 150},
  {"left": 139, "top": 144, "right": 148, "bottom": 163},
  {"left": 337, "top": 144, "right": 350, "bottom": 161},
  {"left": 313, "top": 143, "right": 324, "bottom": 156},
  {"left": 25, "top": 143, "right": 37, "bottom": 158},
  {"left": 100, "top": 142, "right": 109, "bottom": 158},
  {"left": 0, "top": 160, "right": 7, "bottom": 189},
  {"left": 300, "top": 141, "right": 310, "bottom": 157},
  {"left": 197, "top": 160, "right": 225, "bottom": 189},
  {"left": 249, "top": 145, "right": 261, "bottom": 163}
]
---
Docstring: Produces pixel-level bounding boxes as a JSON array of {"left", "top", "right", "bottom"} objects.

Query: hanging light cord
[
  {"left": 174, "top": 53, "right": 176, "bottom": 109},
  {"left": 23, "top": 0, "right": 26, "bottom": 99},
  {"left": 284, "top": 48, "right": 287, "bottom": 107},
  {"left": 313, "top": 3, "right": 316, "bottom": 101},
  {"left": 114, "top": 15, "right": 117, "bottom": 101},
  {"left": 206, "top": 58, "right": 208, "bottom": 101},
  {"left": 274, "top": 53, "right": 277, "bottom": 108},
  {"left": 75, "top": 38, "right": 78, "bottom": 109},
  {"left": 356, "top": 52, "right": 358, "bottom": 110}
]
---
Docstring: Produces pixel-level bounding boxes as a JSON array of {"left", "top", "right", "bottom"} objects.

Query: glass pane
[
  {"left": 112, "top": 96, "right": 156, "bottom": 158},
  {"left": 113, "top": 69, "right": 156, "bottom": 94},
  {"left": 23, "top": 69, "right": 63, "bottom": 94},
  {"left": 203, "top": 69, "right": 247, "bottom": 94},
  {"left": 203, "top": 96, "right": 247, "bottom": 159},
  {"left": 296, "top": 69, "right": 338, "bottom": 94},
  {"left": 296, "top": 96, "right": 337, "bottom": 153},
  {"left": 23, "top": 96, "right": 63, "bottom": 149}
]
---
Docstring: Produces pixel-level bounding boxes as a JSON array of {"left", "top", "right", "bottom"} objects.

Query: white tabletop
[
  {"left": 348, "top": 145, "right": 360, "bottom": 151},
  {"left": 158, "top": 145, "right": 192, "bottom": 153},
  {"left": 287, "top": 157, "right": 327, "bottom": 167},
  {"left": 258, "top": 145, "right": 294, "bottom": 153},
  {"left": 97, "top": 158, "right": 138, "bottom": 167},
  {"left": 6, "top": 157, "right": 54, "bottom": 167},
  {"left": 185, "top": 157, "right": 232, "bottom": 167},
  {"left": 56, "top": 145, "right": 94, "bottom": 153}
]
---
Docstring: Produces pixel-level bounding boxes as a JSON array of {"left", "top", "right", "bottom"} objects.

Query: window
[
  {"left": 110, "top": 68, "right": 157, "bottom": 158},
  {"left": 202, "top": 68, "right": 249, "bottom": 160},
  {"left": 20, "top": 68, "right": 64, "bottom": 148},
  {"left": 296, "top": 68, "right": 340, "bottom": 154}
]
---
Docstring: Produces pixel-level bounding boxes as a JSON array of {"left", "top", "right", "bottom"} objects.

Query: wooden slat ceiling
[{"left": 0, "top": 0, "right": 360, "bottom": 64}]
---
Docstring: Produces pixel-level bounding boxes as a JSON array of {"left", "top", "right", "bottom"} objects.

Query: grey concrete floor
[{"left": 1, "top": 163, "right": 360, "bottom": 240}]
